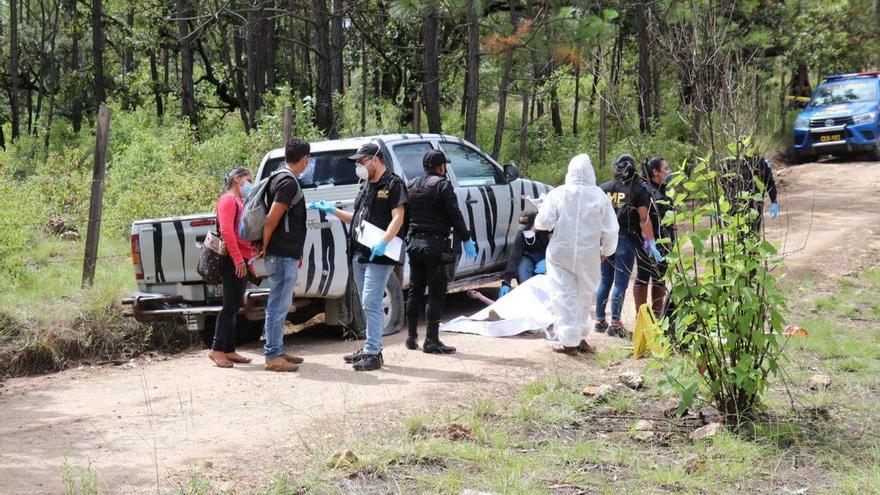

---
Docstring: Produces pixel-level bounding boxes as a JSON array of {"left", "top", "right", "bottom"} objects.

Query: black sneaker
[
  {"left": 405, "top": 335, "right": 419, "bottom": 350},
  {"left": 352, "top": 353, "right": 383, "bottom": 371},
  {"left": 608, "top": 323, "right": 631, "bottom": 339},
  {"left": 344, "top": 349, "right": 384, "bottom": 364},
  {"left": 594, "top": 320, "right": 609, "bottom": 333},
  {"left": 343, "top": 348, "right": 365, "bottom": 363}
]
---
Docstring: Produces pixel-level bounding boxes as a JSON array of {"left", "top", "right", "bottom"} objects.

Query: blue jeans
[
  {"left": 595, "top": 235, "right": 638, "bottom": 322},
  {"left": 517, "top": 254, "right": 544, "bottom": 284},
  {"left": 351, "top": 255, "right": 394, "bottom": 355},
  {"left": 263, "top": 255, "right": 299, "bottom": 359}
]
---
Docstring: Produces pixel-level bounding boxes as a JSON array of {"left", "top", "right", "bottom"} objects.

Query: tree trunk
[
  {"left": 651, "top": 50, "right": 661, "bottom": 120},
  {"left": 177, "top": 0, "right": 198, "bottom": 127},
  {"left": 330, "top": 0, "right": 344, "bottom": 94},
  {"left": 70, "top": 1, "right": 83, "bottom": 133},
  {"left": 423, "top": 8, "right": 442, "bottom": 133},
  {"left": 149, "top": 50, "right": 164, "bottom": 118},
  {"left": 9, "top": 0, "right": 20, "bottom": 140},
  {"left": 463, "top": 1, "right": 480, "bottom": 143},
  {"left": 312, "top": 0, "right": 336, "bottom": 138},
  {"left": 572, "top": 64, "right": 580, "bottom": 136},
  {"left": 360, "top": 37, "right": 367, "bottom": 132},
  {"left": 518, "top": 91, "right": 529, "bottom": 163},
  {"left": 246, "top": 4, "right": 259, "bottom": 128},
  {"left": 491, "top": 47, "right": 514, "bottom": 160},
  {"left": 265, "top": 8, "right": 277, "bottom": 92},
  {"left": 635, "top": 0, "right": 651, "bottom": 134},
  {"left": 91, "top": 0, "right": 106, "bottom": 104}
]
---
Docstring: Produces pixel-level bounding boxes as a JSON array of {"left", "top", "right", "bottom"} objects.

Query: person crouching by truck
[
  {"left": 403, "top": 150, "right": 478, "bottom": 354},
  {"left": 634, "top": 157, "right": 676, "bottom": 319},
  {"left": 208, "top": 167, "right": 257, "bottom": 369},
  {"left": 498, "top": 211, "right": 550, "bottom": 298}
]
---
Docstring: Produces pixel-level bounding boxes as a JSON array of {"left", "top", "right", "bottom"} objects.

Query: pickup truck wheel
[
  {"left": 381, "top": 272, "right": 405, "bottom": 336},
  {"left": 867, "top": 146, "right": 880, "bottom": 161}
]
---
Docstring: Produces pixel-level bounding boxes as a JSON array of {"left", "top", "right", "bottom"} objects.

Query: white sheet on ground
[{"left": 440, "top": 275, "right": 557, "bottom": 338}]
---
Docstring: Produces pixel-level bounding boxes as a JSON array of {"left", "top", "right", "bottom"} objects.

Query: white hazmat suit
[{"left": 534, "top": 154, "right": 619, "bottom": 347}]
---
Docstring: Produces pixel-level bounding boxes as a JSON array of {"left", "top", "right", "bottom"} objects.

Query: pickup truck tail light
[{"left": 131, "top": 234, "right": 144, "bottom": 280}]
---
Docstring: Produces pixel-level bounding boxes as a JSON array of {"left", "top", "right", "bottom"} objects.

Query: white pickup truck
[{"left": 123, "top": 134, "right": 551, "bottom": 344}]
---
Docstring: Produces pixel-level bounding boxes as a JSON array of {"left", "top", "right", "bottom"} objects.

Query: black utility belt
[{"left": 409, "top": 231, "right": 451, "bottom": 239}]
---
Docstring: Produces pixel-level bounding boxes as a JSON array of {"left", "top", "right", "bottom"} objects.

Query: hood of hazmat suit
[
  {"left": 533, "top": 154, "right": 620, "bottom": 347},
  {"left": 534, "top": 154, "right": 619, "bottom": 273}
]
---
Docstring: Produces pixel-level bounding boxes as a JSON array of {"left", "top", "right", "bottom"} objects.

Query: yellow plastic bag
[{"left": 632, "top": 303, "right": 663, "bottom": 359}]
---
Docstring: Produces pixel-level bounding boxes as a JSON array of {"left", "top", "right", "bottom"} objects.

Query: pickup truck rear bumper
[{"left": 121, "top": 290, "right": 312, "bottom": 324}]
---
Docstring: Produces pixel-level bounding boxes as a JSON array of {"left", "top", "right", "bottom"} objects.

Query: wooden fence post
[
  {"left": 82, "top": 105, "right": 111, "bottom": 287},
  {"left": 282, "top": 106, "right": 293, "bottom": 144},
  {"left": 412, "top": 100, "right": 421, "bottom": 133}
]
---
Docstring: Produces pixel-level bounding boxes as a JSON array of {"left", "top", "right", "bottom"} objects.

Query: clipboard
[
  {"left": 524, "top": 195, "right": 545, "bottom": 210},
  {"left": 354, "top": 220, "right": 406, "bottom": 264}
]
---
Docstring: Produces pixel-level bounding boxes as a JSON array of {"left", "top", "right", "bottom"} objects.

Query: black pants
[
  {"left": 406, "top": 250, "right": 449, "bottom": 339},
  {"left": 212, "top": 257, "right": 248, "bottom": 352}
]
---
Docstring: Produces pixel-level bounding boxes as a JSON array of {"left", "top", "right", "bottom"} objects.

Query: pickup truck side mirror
[{"left": 503, "top": 163, "right": 520, "bottom": 182}]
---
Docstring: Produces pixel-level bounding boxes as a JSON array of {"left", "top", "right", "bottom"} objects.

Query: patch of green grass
[
  {"left": 61, "top": 458, "right": 99, "bottom": 495},
  {"left": 596, "top": 347, "right": 630, "bottom": 367}
]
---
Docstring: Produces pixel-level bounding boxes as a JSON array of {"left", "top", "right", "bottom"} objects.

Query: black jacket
[
  {"left": 405, "top": 172, "right": 471, "bottom": 258},
  {"left": 502, "top": 230, "right": 550, "bottom": 283},
  {"left": 642, "top": 179, "right": 676, "bottom": 255}
]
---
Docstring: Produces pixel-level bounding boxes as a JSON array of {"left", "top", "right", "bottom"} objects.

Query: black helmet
[{"left": 613, "top": 154, "right": 637, "bottom": 181}]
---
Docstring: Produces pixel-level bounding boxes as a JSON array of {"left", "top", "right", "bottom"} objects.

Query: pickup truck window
[
  {"left": 393, "top": 142, "right": 434, "bottom": 180},
  {"left": 440, "top": 142, "right": 503, "bottom": 187},
  {"left": 261, "top": 150, "right": 359, "bottom": 188}
]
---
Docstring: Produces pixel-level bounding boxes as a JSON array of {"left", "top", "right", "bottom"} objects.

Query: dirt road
[{"left": 1, "top": 160, "right": 879, "bottom": 494}]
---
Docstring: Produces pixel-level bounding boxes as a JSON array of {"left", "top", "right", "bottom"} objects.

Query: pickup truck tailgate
[{"left": 135, "top": 214, "right": 217, "bottom": 286}]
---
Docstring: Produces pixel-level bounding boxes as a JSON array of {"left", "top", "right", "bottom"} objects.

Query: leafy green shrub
[{"left": 661, "top": 142, "right": 787, "bottom": 421}]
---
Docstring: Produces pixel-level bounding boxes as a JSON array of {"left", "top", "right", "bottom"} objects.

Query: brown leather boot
[
  {"left": 282, "top": 352, "right": 304, "bottom": 364},
  {"left": 265, "top": 356, "right": 299, "bottom": 372},
  {"left": 633, "top": 285, "right": 649, "bottom": 312}
]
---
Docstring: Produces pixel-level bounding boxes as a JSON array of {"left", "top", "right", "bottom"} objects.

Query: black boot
[
  {"left": 423, "top": 321, "right": 455, "bottom": 354},
  {"left": 405, "top": 333, "right": 419, "bottom": 350}
]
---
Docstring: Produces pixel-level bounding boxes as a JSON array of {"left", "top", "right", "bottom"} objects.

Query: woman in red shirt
[{"left": 209, "top": 167, "right": 256, "bottom": 368}]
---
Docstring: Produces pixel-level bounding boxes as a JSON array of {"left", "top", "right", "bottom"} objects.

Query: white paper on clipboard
[
  {"left": 354, "top": 220, "right": 406, "bottom": 263},
  {"left": 524, "top": 195, "right": 544, "bottom": 210}
]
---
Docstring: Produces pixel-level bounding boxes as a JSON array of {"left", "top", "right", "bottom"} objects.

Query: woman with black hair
[
  {"left": 634, "top": 157, "right": 675, "bottom": 318},
  {"left": 208, "top": 167, "right": 256, "bottom": 368}
]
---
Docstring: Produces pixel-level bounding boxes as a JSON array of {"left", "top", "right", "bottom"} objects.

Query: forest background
[{"left": 0, "top": 0, "right": 878, "bottom": 374}]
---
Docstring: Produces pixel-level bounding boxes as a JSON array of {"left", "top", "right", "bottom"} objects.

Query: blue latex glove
[
  {"left": 369, "top": 239, "right": 388, "bottom": 261},
  {"left": 498, "top": 283, "right": 511, "bottom": 298},
  {"left": 644, "top": 238, "right": 663, "bottom": 263},
  {"left": 769, "top": 202, "right": 779, "bottom": 219},
  {"left": 463, "top": 240, "right": 477, "bottom": 260},
  {"left": 307, "top": 200, "right": 336, "bottom": 214},
  {"left": 534, "top": 259, "right": 547, "bottom": 275}
]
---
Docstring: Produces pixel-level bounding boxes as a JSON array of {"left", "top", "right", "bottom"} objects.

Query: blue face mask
[{"left": 240, "top": 180, "right": 254, "bottom": 198}]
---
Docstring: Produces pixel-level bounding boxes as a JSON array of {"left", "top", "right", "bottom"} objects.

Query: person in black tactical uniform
[
  {"left": 404, "top": 150, "right": 478, "bottom": 354},
  {"left": 634, "top": 157, "right": 676, "bottom": 319},
  {"left": 725, "top": 154, "right": 779, "bottom": 233}
]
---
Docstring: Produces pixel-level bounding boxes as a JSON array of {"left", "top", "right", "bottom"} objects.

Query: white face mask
[{"left": 355, "top": 164, "right": 369, "bottom": 181}]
